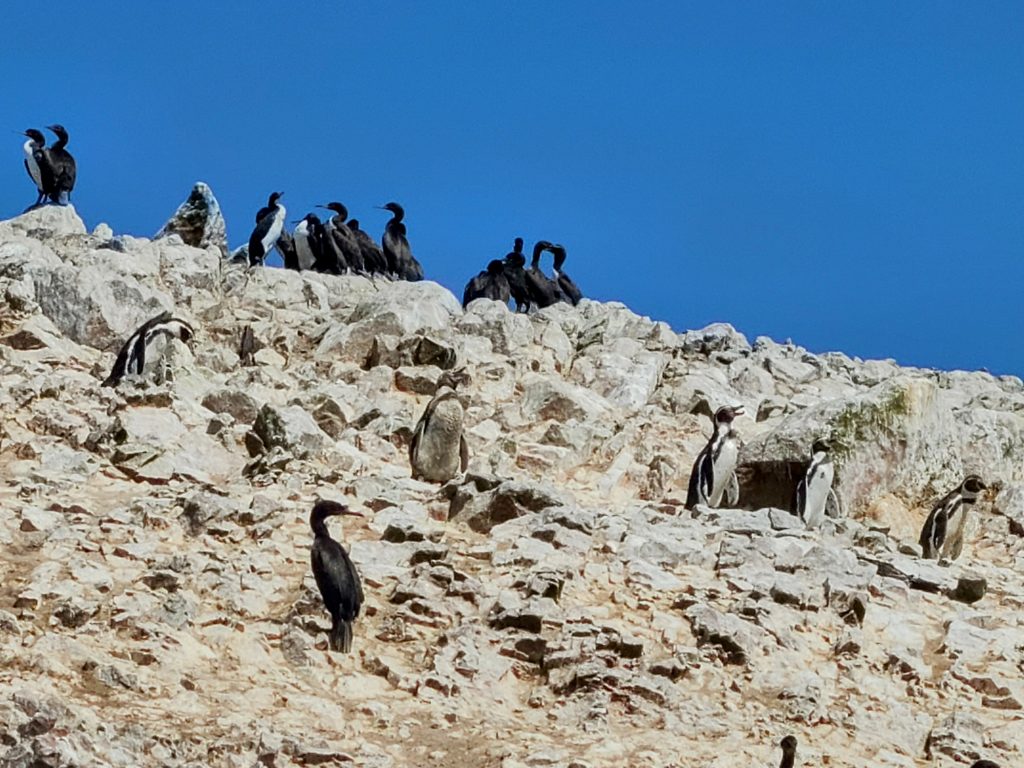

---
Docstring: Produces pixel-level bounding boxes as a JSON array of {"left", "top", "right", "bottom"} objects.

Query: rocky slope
[{"left": 0, "top": 201, "right": 1021, "bottom": 768}]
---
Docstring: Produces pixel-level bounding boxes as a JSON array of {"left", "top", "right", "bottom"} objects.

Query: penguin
[
  {"left": 685, "top": 405, "right": 745, "bottom": 510},
  {"left": 318, "top": 202, "right": 364, "bottom": 274},
  {"left": 247, "top": 192, "right": 286, "bottom": 266},
  {"left": 309, "top": 500, "right": 364, "bottom": 653},
  {"left": 524, "top": 240, "right": 563, "bottom": 309},
  {"left": 502, "top": 237, "right": 531, "bottom": 312},
  {"left": 379, "top": 202, "right": 424, "bottom": 281},
  {"left": 794, "top": 438, "right": 841, "bottom": 528},
  {"left": 43, "top": 124, "right": 75, "bottom": 205},
  {"left": 22, "top": 129, "right": 53, "bottom": 208},
  {"left": 347, "top": 218, "right": 389, "bottom": 276},
  {"left": 462, "top": 259, "right": 511, "bottom": 308},
  {"left": 919, "top": 474, "right": 988, "bottom": 561},
  {"left": 547, "top": 243, "right": 583, "bottom": 305},
  {"left": 293, "top": 213, "right": 326, "bottom": 272},
  {"left": 103, "top": 311, "right": 195, "bottom": 387},
  {"left": 409, "top": 370, "right": 470, "bottom": 483},
  {"left": 778, "top": 735, "right": 797, "bottom": 768}
]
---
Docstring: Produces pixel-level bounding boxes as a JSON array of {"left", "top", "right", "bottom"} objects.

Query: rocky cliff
[{"left": 0, "top": 203, "right": 1021, "bottom": 768}]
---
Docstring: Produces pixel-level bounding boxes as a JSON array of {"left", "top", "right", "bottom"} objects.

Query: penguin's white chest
[
  {"left": 709, "top": 437, "right": 739, "bottom": 506},
  {"left": 802, "top": 457, "right": 834, "bottom": 528}
]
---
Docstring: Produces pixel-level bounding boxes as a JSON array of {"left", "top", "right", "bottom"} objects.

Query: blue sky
[{"left": 2, "top": 2, "right": 1023, "bottom": 373}]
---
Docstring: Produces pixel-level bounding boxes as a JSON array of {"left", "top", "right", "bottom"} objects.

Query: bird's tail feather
[{"left": 329, "top": 618, "right": 353, "bottom": 654}]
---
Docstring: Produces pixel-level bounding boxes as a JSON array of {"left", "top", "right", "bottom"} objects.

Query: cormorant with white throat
[
  {"left": 44, "top": 124, "right": 75, "bottom": 205},
  {"left": 248, "top": 192, "right": 286, "bottom": 267},
  {"left": 547, "top": 243, "right": 583, "bottom": 305},
  {"left": 380, "top": 202, "right": 424, "bottom": 281},
  {"left": 309, "top": 500, "right": 364, "bottom": 653},
  {"left": 22, "top": 129, "right": 52, "bottom": 208},
  {"left": 318, "top": 202, "right": 364, "bottom": 274}
]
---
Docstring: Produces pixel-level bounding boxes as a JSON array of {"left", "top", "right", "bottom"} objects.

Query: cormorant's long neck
[
  {"left": 779, "top": 754, "right": 794, "bottom": 768},
  {"left": 531, "top": 244, "right": 544, "bottom": 267},
  {"left": 311, "top": 516, "right": 333, "bottom": 539}
]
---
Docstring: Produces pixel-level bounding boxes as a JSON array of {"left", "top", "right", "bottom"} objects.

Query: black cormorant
[
  {"left": 547, "top": 243, "right": 583, "bottom": 305},
  {"left": 248, "top": 192, "right": 286, "bottom": 267},
  {"left": 318, "top": 202, "right": 364, "bottom": 274},
  {"left": 524, "top": 240, "right": 562, "bottom": 309},
  {"left": 502, "top": 237, "right": 531, "bottom": 312},
  {"left": 44, "top": 124, "right": 75, "bottom": 205},
  {"left": 309, "top": 500, "right": 364, "bottom": 654},
  {"left": 22, "top": 129, "right": 52, "bottom": 208},
  {"left": 779, "top": 735, "right": 797, "bottom": 768},
  {"left": 347, "top": 218, "right": 389, "bottom": 276},
  {"left": 462, "top": 259, "right": 511, "bottom": 308},
  {"left": 379, "top": 202, "right": 424, "bottom": 281}
]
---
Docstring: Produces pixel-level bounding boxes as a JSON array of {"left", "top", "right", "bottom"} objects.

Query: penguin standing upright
[
  {"left": 794, "top": 438, "right": 841, "bottom": 527},
  {"left": 686, "top": 405, "right": 744, "bottom": 510},
  {"left": 248, "top": 192, "right": 286, "bottom": 266},
  {"left": 44, "top": 124, "right": 75, "bottom": 205},
  {"left": 22, "top": 129, "right": 52, "bottom": 208},
  {"left": 919, "top": 475, "right": 988, "bottom": 561}
]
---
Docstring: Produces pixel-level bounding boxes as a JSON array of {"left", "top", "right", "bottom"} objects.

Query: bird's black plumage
[
  {"left": 524, "top": 240, "right": 562, "bottom": 309},
  {"left": 277, "top": 229, "right": 299, "bottom": 271},
  {"left": 347, "top": 219, "right": 389, "bottom": 275},
  {"left": 294, "top": 213, "right": 327, "bottom": 272},
  {"left": 248, "top": 192, "right": 285, "bottom": 267},
  {"left": 919, "top": 474, "right": 986, "bottom": 560},
  {"left": 502, "top": 238, "right": 531, "bottom": 312},
  {"left": 779, "top": 735, "right": 797, "bottom": 768},
  {"left": 548, "top": 243, "right": 583, "bottom": 305},
  {"left": 318, "top": 203, "right": 364, "bottom": 274},
  {"left": 309, "top": 500, "right": 364, "bottom": 653},
  {"left": 103, "top": 311, "right": 195, "bottom": 387},
  {"left": 462, "top": 259, "right": 511, "bottom": 308},
  {"left": 380, "top": 202, "right": 424, "bottom": 281},
  {"left": 44, "top": 125, "right": 75, "bottom": 205}
]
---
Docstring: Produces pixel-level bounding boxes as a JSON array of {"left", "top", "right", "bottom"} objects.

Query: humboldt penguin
[
  {"left": 547, "top": 243, "right": 583, "bottom": 305},
  {"left": 347, "top": 218, "right": 388, "bottom": 276},
  {"left": 409, "top": 370, "right": 470, "bottom": 483},
  {"left": 318, "top": 202, "right": 364, "bottom": 274},
  {"left": 919, "top": 474, "right": 988, "bottom": 561},
  {"left": 685, "top": 405, "right": 744, "bottom": 510},
  {"left": 248, "top": 192, "right": 286, "bottom": 266},
  {"left": 502, "top": 237, "right": 531, "bottom": 312},
  {"left": 22, "top": 129, "right": 52, "bottom": 208},
  {"left": 379, "top": 202, "right": 424, "bottom": 281},
  {"left": 293, "top": 213, "right": 326, "bottom": 272},
  {"left": 778, "top": 735, "right": 797, "bottom": 768},
  {"left": 462, "top": 259, "right": 511, "bottom": 308},
  {"left": 44, "top": 124, "right": 75, "bottom": 205},
  {"left": 794, "top": 438, "right": 841, "bottom": 527},
  {"left": 103, "top": 311, "right": 195, "bottom": 387},
  {"left": 524, "top": 240, "right": 562, "bottom": 309},
  {"left": 309, "top": 500, "right": 364, "bottom": 653}
]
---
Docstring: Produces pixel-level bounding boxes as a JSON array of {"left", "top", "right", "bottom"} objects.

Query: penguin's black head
[
  {"left": 23, "top": 129, "right": 45, "bottom": 144},
  {"left": 486, "top": 259, "right": 505, "bottom": 275},
  {"left": 714, "top": 405, "right": 744, "bottom": 424},
  {"left": 46, "top": 124, "right": 68, "bottom": 141},
  {"left": 513, "top": 237, "right": 524, "bottom": 253},
  {"left": 319, "top": 202, "right": 348, "bottom": 219},
  {"left": 811, "top": 438, "right": 832, "bottom": 454},
  {"left": 780, "top": 735, "right": 797, "bottom": 755},
  {"left": 268, "top": 191, "right": 283, "bottom": 206},
  {"left": 962, "top": 475, "right": 987, "bottom": 495}
]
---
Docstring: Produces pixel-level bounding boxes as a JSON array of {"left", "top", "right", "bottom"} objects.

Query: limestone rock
[{"left": 154, "top": 182, "right": 229, "bottom": 258}]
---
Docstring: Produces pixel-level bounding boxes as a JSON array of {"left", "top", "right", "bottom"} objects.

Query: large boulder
[{"left": 154, "top": 182, "right": 229, "bottom": 258}]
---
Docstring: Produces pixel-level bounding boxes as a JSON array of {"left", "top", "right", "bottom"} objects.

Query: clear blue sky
[{"left": 2, "top": 3, "right": 1023, "bottom": 374}]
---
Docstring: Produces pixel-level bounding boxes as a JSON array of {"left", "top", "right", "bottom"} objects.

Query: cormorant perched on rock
[
  {"left": 309, "top": 500, "right": 364, "bottom": 653},
  {"left": 547, "top": 243, "right": 583, "bottom": 305},
  {"left": 277, "top": 230, "right": 299, "bottom": 271},
  {"left": 794, "top": 438, "right": 840, "bottom": 527},
  {"left": 778, "top": 735, "right": 797, "bottom": 768},
  {"left": 347, "top": 218, "right": 388, "bottom": 276},
  {"left": 502, "top": 237, "right": 531, "bottom": 312},
  {"left": 380, "top": 202, "right": 424, "bottom": 281},
  {"left": 103, "top": 311, "right": 195, "bottom": 387},
  {"left": 318, "top": 202, "right": 364, "bottom": 274},
  {"left": 462, "top": 259, "right": 511, "bottom": 308},
  {"left": 524, "top": 240, "right": 563, "bottom": 309},
  {"left": 686, "top": 405, "right": 744, "bottom": 510},
  {"left": 919, "top": 475, "right": 988, "bottom": 561},
  {"left": 44, "top": 124, "right": 75, "bottom": 205},
  {"left": 22, "top": 129, "right": 52, "bottom": 208},
  {"left": 293, "top": 213, "right": 327, "bottom": 272},
  {"left": 410, "top": 370, "right": 470, "bottom": 483},
  {"left": 248, "top": 192, "right": 285, "bottom": 267}
]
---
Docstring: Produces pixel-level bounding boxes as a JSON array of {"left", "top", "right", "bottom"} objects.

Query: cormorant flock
[{"left": 11, "top": 128, "right": 1008, "bottom": 768}]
